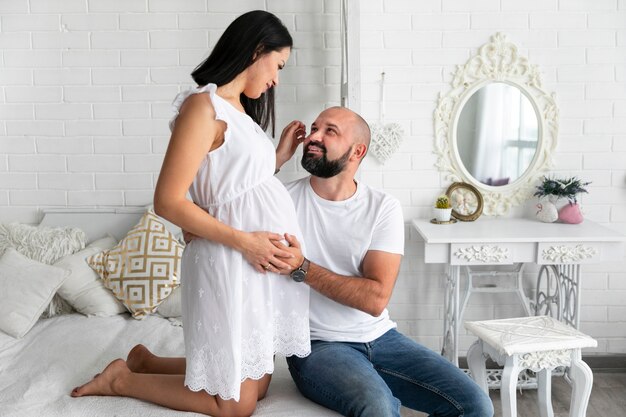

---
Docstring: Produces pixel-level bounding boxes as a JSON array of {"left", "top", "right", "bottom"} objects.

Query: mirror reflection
[{"left": 457, "top": 82, "right": 539, "bottom": 187}]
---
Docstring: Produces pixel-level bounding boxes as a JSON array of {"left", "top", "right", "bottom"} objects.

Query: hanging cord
[
  {"left": 340, "top": 0, "right": 347, "bottom": 106},
  {"left": 378, "top": 71, "right": 386, "bottom": 124},
  {"left": 370, "top": 71, "right": 403, "bottom": 164}
]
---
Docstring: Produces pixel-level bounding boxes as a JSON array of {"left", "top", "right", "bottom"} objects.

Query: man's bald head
[{"left": 322, "top": 106, "right": 371, "bottom": 151}]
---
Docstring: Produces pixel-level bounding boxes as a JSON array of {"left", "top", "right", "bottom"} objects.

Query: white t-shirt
[{"left": 285, "top": 177, "right": 405, "bottom": 343}]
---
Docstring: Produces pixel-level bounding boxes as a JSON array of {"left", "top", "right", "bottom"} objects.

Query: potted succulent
[
  {"left": 433, "top": 194, "right": 453, "bottom": 222},
  {"left": 533, "top": 176, "right": 590, "bottom": 224}
]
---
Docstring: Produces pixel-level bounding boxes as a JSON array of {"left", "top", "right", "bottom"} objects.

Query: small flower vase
[
  {"left": 559, "top": 202, "right": 584, "bottom": 224},
  {"left": 536, "top": 196, "right": 559, "bottom": 223},
  {"left": 433, "top": 207, "right": 452, "bottom": 222}
]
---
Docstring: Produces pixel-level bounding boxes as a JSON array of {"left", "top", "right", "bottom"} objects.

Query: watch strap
[{"left": 300, "top": 257, "right": 310, "bottom": 273}]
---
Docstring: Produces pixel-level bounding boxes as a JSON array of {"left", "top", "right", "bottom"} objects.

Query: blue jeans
[{"left": 287, "top": 329, "right": 493, "bottom": 417}]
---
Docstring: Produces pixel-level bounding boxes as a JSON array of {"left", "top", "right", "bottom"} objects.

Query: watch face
[{"left": 291, "top": 269, "right": 306, "bottom": 282}]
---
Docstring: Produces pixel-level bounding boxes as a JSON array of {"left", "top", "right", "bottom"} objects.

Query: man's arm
[
  {"left": 306, "top": 250, "right": 401, "bottom": 317},
  {"left": 277, "top": 234, "right": 401, "bottom": 317}
]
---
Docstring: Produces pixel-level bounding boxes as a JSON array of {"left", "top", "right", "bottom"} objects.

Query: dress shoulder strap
[{"left": 169, "top": 84, "right": 224, "bottom": 132}]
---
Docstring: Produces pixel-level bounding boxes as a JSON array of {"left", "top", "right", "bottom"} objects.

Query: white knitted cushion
[{"left": 0, "top": 223, "right": 85, "bottom": 264}]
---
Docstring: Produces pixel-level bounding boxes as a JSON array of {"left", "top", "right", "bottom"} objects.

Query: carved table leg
[
  {"left": 467, "top": 340, "right": 488, "bottom": 394},
  {"left": 568, "top": 349, "right": 593, "bottom": 417},
  {"left": 537, "top": 368, "right": 554, "bottom": 417},
  {"left": 500, "top": 355, "right": 522, "bottom": 417},
  {"left": 442, "top": 264, "right": 460, "bottom": 365}
]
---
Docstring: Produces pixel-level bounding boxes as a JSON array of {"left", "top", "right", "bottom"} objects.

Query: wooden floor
[{"left": 400, "top": 372, "right": 626, "bottom": 417}]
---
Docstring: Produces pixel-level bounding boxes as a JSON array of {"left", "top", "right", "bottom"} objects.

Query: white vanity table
[
  {"left": 425, "top": 32, "right": 626, "bottom": 369},
  {"left": 421, "top": 32, "right": 625, "bottom": 398},
  {"left": 412, "top": 217, "right": 626, "bottom": 366}
]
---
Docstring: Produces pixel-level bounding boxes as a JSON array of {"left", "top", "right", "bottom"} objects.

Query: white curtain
[{"left": 471, "top": 83, "right": 508, "bottom": 183}]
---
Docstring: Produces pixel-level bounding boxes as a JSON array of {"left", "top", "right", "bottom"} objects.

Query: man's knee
[
  {"left": 312, "top": 379, "right": 401, "bottom": 417},
  {"left": 287, "top": 354, "right": 401, "bottom": 417},
  {"left": 476, "top": 392, "right": 495, "bottom": 417},
  {"left": 349, "top": 389, "right": 400, "bottom": 417},
  {"left": 463, "top": 388, "right": 494, "bottom": 417}
]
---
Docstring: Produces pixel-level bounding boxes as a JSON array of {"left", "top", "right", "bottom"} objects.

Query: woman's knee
[
  {"left": 230, "top": 403, "right": 257, "bottom": 417},
  {"left": 210, "top": 381, "right": 260, "bottom": 417},
  {"left": 213, "top": 399, "right": 257, "bottom": 417},
  {"left": 256, "top": 374, "right": 272, "bottom": 401}
]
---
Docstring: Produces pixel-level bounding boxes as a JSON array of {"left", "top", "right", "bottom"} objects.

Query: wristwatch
[{"left": 290, "top": 257, "right": 310, "bottom": 283}]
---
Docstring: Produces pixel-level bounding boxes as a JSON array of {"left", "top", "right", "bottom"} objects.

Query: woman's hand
[
  {"left": 183, "top": 229, "right": 295, "bottom": 273},
  {"left": 240, "top": 231, "right": 295, "bottom": 274},
  {"left": 182, "top": 229, "right": 197, "bottom": 244},
  {"left": 275, "top": 120, "right": 306, "bottom": 171}
]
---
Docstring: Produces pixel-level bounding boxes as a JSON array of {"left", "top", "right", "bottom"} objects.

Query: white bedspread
[{"left": 0, "top": 314, "right": 340, "bottom": 417}]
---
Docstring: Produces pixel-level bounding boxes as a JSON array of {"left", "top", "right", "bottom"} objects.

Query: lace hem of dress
[
  {"left": 185, "top": 312, "right": 310, "bottom": 401},
  {"left": 272, "top": 310, "right": 310, "bottom": 357}
]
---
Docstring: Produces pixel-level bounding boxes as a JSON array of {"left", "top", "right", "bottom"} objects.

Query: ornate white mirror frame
[{"left": 433, "top": 33, "right": 559, "bottom": 216}]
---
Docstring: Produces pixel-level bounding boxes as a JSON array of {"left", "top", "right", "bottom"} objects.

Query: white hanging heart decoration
[
  {"left": 370, "top": 122, "right": 404, "bottom": 164},
  {"left": 369, "top": 71, "right": 404, "bottom": 164}
]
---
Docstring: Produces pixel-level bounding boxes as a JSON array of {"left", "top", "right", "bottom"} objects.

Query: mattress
[{"left": 0, "top": 313, "right": 340, "bottom": 417}]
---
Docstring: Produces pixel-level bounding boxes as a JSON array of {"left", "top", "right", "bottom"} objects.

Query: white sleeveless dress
[{"left": 169, "top": 84, "right": 310, "bottom": 401}]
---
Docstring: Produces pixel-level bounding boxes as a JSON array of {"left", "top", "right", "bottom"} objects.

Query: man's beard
[{"left": 301, "top": 143, "right": 351, "bottom": 178}]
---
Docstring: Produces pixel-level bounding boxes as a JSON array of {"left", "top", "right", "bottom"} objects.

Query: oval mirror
[
  {"left": 433, "top": 33, "right": 558, "bottom": 215},
  {"left": 456, "top": 82, "right": 539, "bottom": 187}
]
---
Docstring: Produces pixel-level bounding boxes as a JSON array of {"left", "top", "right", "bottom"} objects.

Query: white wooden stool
[{"left": 465, "top": 316, "right": 597, "bottom": 417}]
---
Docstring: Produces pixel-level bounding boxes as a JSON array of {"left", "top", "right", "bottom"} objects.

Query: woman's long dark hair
[{"left": 191, "top": 10, "right": 292, "bottom": 136}]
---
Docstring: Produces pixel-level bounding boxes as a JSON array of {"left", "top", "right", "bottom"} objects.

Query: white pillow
[
  {"left": 156, "top": 286, "right": 181, "bottom": 318},
  {"left": 0, "top": 248, "right": 69, "bottom": 338},
  {"left": 0, "top": 222, "right": 86, "bottom": 317},
  {"left": 54, "top": 236, "right": 126, "bottom": 317}
]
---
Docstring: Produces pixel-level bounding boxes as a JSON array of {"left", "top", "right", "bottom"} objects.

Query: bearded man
[{"left": 272, "top": 106, "right": 494, "bottom": 417}]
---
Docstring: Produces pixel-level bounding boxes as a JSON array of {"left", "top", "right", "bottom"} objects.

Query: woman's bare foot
[
  {"left": 71, "top": 359, "right": 130, "bottom": 397},
  {"left": 126, "top": 344, "right": 155, "bottom": 373}
]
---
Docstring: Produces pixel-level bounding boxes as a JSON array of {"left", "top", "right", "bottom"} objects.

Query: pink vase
[{"left": 558, "top": 202, "right": 584, "bottom": 224}]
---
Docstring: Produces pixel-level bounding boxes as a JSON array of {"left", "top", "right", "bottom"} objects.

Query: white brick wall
[{"left": 0, "top": 1, "right": 624, "bottom": 354}]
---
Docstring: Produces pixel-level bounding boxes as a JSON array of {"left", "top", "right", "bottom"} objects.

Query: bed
[{"left": 0, "top": 208, "right": 341, "bottom": 417}]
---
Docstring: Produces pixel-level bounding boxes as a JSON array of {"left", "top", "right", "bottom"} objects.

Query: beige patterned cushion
[{"left": 87, "top": 210, "right": 183, "bottom": 319}]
